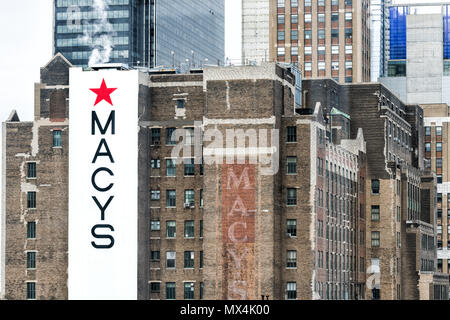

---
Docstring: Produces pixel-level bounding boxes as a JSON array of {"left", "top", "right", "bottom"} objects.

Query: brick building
[
  {"left": 242, "top": 0, "right": 371, "bottom": 83},
  {"left": 303, "top": 79, "right": 449, "bottom": 299},
  {"left": 1, "top": 55, "right": 447, "bottom": 300}
]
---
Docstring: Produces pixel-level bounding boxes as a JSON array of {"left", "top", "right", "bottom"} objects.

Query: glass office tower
[{"left": 53, "top": 0, "right": 224, "bottom": 68}]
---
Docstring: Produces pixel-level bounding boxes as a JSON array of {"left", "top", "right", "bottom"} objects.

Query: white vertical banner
[{"left": 69, "top": 68, "right": 139, "bottom": 300}]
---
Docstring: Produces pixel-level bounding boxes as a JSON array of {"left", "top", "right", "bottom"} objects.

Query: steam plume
[{"left": 79, "top": 0, "right": 115, "bottom": 66}]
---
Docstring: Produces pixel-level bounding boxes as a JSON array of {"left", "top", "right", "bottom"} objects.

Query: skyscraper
[
  {"left": 369, "top": 0, "right": 389, "bottom": 82},
  {"left": 380, "top": 3, "right": 450, "bottom": 105},
  {"left": 242, "top": 0, "right": 371, "bottom": 83},
  {"left": 53, "top": 0, "right": 224, "bottom": 68}
]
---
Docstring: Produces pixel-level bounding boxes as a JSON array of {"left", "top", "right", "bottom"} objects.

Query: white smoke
[{"left": 78, "top": 0, "right": 115, "bottom": 66}]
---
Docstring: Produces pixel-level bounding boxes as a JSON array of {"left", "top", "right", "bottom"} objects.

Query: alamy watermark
[{"left": 168, "top": 121, "right": 280, "bottom": 176}]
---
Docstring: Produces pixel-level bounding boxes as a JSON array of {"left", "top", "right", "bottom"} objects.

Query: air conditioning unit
[
  {"left": 189, "top": 202, "right": 195, "bottom": 209},
  {"left": 154, "top": 140, "right": 161, "bottom": 146},
  {"left": 184, "top": 203, "right": 190, "bottom": 209}
]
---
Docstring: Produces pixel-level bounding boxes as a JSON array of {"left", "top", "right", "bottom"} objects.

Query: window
[
  {"left": 345, "top": 28, "right": 352, "bottom": 38},
  {"left": 305, "top": 14, "right": 312, "bottom": 23},
  {"left": 291, "top": 30, "right": 298, "bottom": 40},
  {"left": 287, "top": 157, "right": 297, "bottom": 174},
  {"left": 437, "top": 142, "right": 442, "bottom": 152},
  {"left": 53, "top": 130, "right": 62, "bottom": 147},
  {"left": 278, "top": 14, "right": 285, "bottom": 25},
  {"left": 278, "top": 47, "right": 285, "bottom": 56},
  {"left": 345, "top": 45, "right": 352, "bottom": 54},
  {"left": 304, "top": 30, "right": 312, "bottom": 40},
  {"left": 305, "top": 0, "right": 311, "bottom": 6},
  {"left": 166, "top": 128, "right": 177, "bottom": 145},
  {"left": 345, "top": 12, "right": 352, "bottom": 20},
  {"left": 318, "top": 46, "right": 325, "bottom": 55},
  {"left": 332, "top": 61, "right": 339, "bottom": 71},
  {"left": 27, "top": 163, "right": 36, "bottom": 179},
  {"left": 305, "top": 62, "right": 312, "bottom": 71},
  {"left": 318, "top": 13, "right": 325, "bottom": 23},
  {"left": 200, "top": 189, "right": 204, "bottom": 207},
  {"left": 277, "top": 0, "right": 285, "bottom": 7},
  {"left": 151, "top": 190, "right": 161, "bottom": 201},
  {"left": 437, "top": 158, "right": 443, "bottom": 168},
  {"left": 425, "top": 126, "right": 431, "bottom": 136},
  {"left": 425, "top": 143, "right": 431, "bottom": 152},
  {"left": 388, "top": 61, "right": 406, "bottom": 77},
  {"left": 27, "top": 222, "right": 36, "bottom": 239},
  {"left": 304, "top": 46, "right": 312, "bottom": 55},
  {"left": 151, "top": 220, "right": 160, "bottom": 231},
  {"left": 332, "top": 29, "right": 339, "bottom": 40},
  {"left": 318, "top": 62, "right": 326, "bottom": 70},
  {"left": 184, "top": 282, "right": 195, "bottom": 300},
  {"left": 166, "top": 251, "right": 176, "bottom": 268},
  {"left": 371, "top": 206, "right": 380, "bottom": 221},
  {"left": 184, "top": 251, "right": 194, "bottom": 269},
  {"left": 332, "top": 13, "right": 339, "bottom": 22},
  {"left": 438, "top": 175, "right": 443, "bottom": 184},
  {"left": 184, "top": 190, "right": 195, "bottom": 207},
  {"left": 200, "top": 220, "right": 203, "bottom": 238},
  {"left": 184, "top": 158, "right": 195, "bottom": 176},
  {"left": 287, "top": 126, "right": 297, "bottom": 142},
  {"left": 166, "top": 190, "right": 176, "bottom": 207},
  {"left": 151, "top": 128, "right": 161, "bottom": 145},
  {"left": 151, "top": 159, "right": 160, "bottom": 169},
  {"left": 318, "top": 29, "right": 325, "bottom": 40},
  {"left": 151, "top": 251, "right": 160, "bottom": 261},
  {"left": 286, "top": 250, "right": 297, "bottom": 268},
  {"left": 287, "top": 188, "right": 297, "bottom": 206},
  {"left": 200, "top": 251, "right": 204, "bottom": 269},
  {"left": 184, "top": 128, "right": 195, "bottom": 145},
  {"left": 286, "top": 282, "right": 297, "bottom": 300},
  {"left": 177, "top": 99, "right": 185, "bottom": 109},
  {"left": 166, "top": 221, "right": 176, "bottom": 238},
  {"left": 371, "top": 232, "right": 380, "bottom": 247},
  {"left": 166, "top": 159, "right": 176, "bottom": 177},
  {"left": 318, "top": 0, "right": 325, "bottom": 6},
  {"left": 371, "top": 180, "right": 380, "bottom": 194},
  {"left": 166, "top": 282, "right": 176, "bottom": 299},
  {"left": 150, "top": 282, "right": 160, "bottom": 294},
  {"left": 291, "top": 47, "right": 298, "bottom": 56},
  {"left": 184, "top": 221, "right": 195, "bottom": 238},
  {"left": 27, "top": 252, "right": 36, "bottom": 269},
  {"left": 26, "top": 282, "right": 36, "bottom": 300},
  {"left": 27, "top": 192, "right": 36, "bottom": 209},
  {"left": 200, "top": 282, "right": 204, "bottom": 299},
  {"left": 437, "top": 126, "right": 442, "bottom": 136},
  {"left": 291, "top": 14, "right": 298, "bottom": 24},
  {"left": 286, "top": 220, "right": 297, "bottom": 237},
  {"left": 278, "top": 31, "right": 285, "bottom": 41},
  {"left": 332, "top": 45, "right": 339, "bottom": 54}
]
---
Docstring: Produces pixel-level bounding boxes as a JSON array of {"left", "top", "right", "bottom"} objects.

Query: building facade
[
  {"left": 422, "top": 104, "right": 450, "bottom": 282},
  {"left": 303, "top": 79, "right": 448, "bottom": 300},
  {"left": 53, "top": 0, "right": 224, "bottom": 68},
  {"left": 242, "top": 0, "right": 371, "bottom": 83},
  {"left": 380, "top": 3, "right": 450, "bottom": 105},
  {"left": 369, "top": 0, "right": 389, "bottom": 82},
  {"left": 1, "top": 55, "right": 448, "bottom": 300}
]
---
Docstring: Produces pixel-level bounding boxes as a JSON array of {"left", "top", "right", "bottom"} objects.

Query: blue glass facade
[
  {"left": 53, "top": 0, "right": 224, "bottom": 68},
  {"left": 154, "top": 0, "right": 224, "bottom": 68},
  {"left": 444, "top": 5, "right": 450, "bottom": 60},
  {"left": 389, "top": 6, "right": 408, "bottom": 60}
]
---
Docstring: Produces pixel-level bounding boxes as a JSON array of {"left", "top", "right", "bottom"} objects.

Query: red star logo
[{"left": 90, "top": 79, "right": 117, "bottom": 106}]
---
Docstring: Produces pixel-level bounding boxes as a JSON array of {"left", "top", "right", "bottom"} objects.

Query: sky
[{"left": 0, "top": 0, "right": 242, "bottom": 123}]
